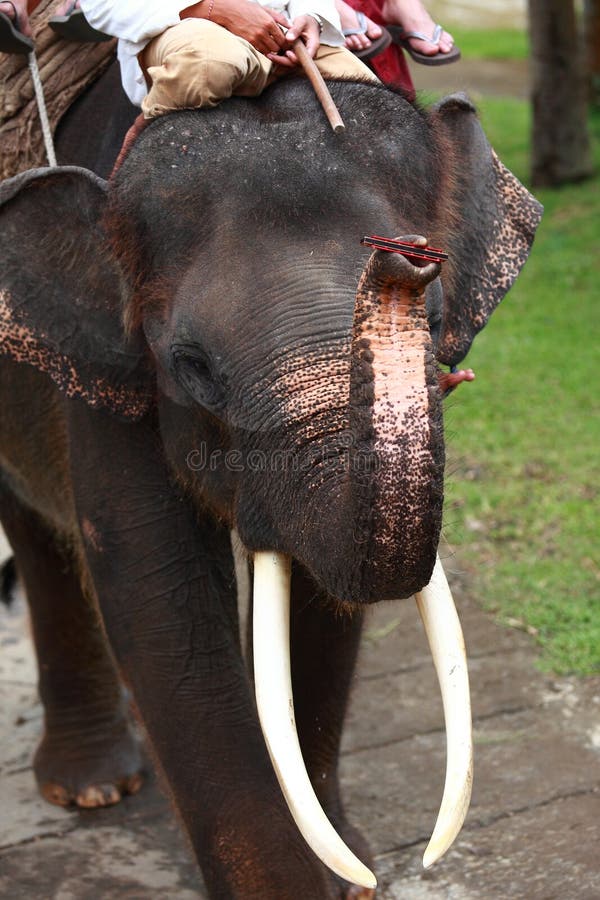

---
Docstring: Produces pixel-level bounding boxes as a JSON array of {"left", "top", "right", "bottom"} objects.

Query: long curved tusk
[
  {"left": 253, "top": 551, "right": 377, "bottom": 890},
  {"left": 415, "top": 553, "right": 473, "bottom": 868}
]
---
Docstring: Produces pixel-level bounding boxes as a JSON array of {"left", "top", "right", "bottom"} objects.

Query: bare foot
[
  {"left": 0, "top": 0, "right": 32, "bottom": 36},
  {"left": 382, "top": 0, "right": 454, "bottom": 57},
  {"left": 336, "top": 0, "right": 382, "bottom": 53}
]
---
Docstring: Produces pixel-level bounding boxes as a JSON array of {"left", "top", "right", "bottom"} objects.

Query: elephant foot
[{"left": 34, "top": 715, "right": 144, "bottom": 809}]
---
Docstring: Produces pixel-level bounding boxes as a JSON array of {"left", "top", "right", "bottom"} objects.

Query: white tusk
[
  {"left": 415, "top": 553, "right": 473, "bottom": 868},
  {"left": 253, "top": 551, "right": 377, "bottom": 890}
]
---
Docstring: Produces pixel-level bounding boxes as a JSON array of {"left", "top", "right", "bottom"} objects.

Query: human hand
[
  {"left": 267, "top": 14, "right": 319, "bottom": 68},
  {"left": 0, "top": 0, "right": 32, "bottom": 37},
  {"left": 264, "top": 7, "right": 291, "bottom": 29},
  {"left": 181, "top": 0, "right": 287, "bottom": 56}
]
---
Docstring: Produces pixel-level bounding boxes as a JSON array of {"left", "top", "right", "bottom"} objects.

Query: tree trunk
[
  {"left": 584, "top": 0, "right": 600, "bottom": 104},
  {"left": 528, "top": 0, "right": 593, "bottom": 186}
]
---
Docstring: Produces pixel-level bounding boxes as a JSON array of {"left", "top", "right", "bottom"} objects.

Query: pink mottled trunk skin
[{"left": 350, "top": 249, "right": 444, "bottom": 598}]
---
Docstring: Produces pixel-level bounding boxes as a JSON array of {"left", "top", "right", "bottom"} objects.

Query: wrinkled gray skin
[{"left": 0, "top": 75, "right": 542, "bottom": 899}]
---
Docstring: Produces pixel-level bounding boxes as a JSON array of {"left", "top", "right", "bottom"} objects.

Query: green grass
[
  {"left": 442, "top": 98, "right": 599, "bottom": 674},
  {"left": 451, "top": 27, "right": 529, "bottom": 61}
]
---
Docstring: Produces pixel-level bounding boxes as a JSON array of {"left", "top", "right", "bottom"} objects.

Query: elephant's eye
[{"left": 171, "top": 345, "right": 228, "bottom": 414}]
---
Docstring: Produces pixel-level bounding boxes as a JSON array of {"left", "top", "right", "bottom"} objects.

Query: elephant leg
[
  {"left": 290, "top": 564, "right": 375, "bottom": 899},
  {"left": 0, "top": 489, "right": 142, "bottom": 808},
  {"left": 68, "top": 405, "right": 340, "bottom": 900}
]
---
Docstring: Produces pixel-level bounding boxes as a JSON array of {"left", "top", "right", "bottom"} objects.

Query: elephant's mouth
[{"left": 252, "top": 550, "right": 473, "bottom": 890}]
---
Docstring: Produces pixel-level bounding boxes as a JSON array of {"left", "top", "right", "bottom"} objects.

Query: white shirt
[{"left": 79, "top": 0, "right": 344, "bottom": 106}]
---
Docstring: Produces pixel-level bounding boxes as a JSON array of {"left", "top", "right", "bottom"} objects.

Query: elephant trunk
[{"left": 347, "top": 243, "right": 444, "bottom": 600}]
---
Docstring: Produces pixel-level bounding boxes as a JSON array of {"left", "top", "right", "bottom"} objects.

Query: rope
[{"left": 27, "top": 50, "right": 57, "bottom": 166}]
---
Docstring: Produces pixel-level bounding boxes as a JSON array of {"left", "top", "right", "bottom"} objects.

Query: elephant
[{"left": 0, "top": 71, "right": 542, "bottom": 899}]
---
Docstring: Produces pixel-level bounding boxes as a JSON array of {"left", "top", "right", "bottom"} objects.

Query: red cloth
[{"left": 346, "top": 0, "right": 415, "bottom": 99}]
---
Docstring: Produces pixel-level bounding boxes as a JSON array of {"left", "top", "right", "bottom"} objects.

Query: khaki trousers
[{"left": 140, "top": 18, "right": 379, "bottom": 118}]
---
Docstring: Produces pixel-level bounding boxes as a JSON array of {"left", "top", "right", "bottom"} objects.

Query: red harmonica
[{"left": 360, "top": 235, "right": 448, "bottom": 264}]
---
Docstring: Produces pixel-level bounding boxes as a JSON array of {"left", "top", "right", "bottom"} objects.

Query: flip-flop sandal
[
  {"left": 49, "top": 3, "right": 111, "bottom": 43},
  {"left": 0, "top": 2, "right": 33, "bottom": 54},
  {"left": 388, "top": 24, "right": 461, "bottom": 66},
  {"left": 344, "top": 11, "right": 392, "bottom": 62}
]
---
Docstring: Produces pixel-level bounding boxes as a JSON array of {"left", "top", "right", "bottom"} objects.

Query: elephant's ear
[
  {"left": 431, "top": 94, "right": 543, "bottom": 367},
  {"left": 0, "top": 167, "right": 153, "bottom": 419}
]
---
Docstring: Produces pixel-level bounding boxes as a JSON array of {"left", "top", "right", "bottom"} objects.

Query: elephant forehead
[{"left": 112, "top": 85, "right": 437, "bottom": 230}]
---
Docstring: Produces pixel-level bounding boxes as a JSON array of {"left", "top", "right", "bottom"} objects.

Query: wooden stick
[{"left": 292, "top": 39, "right": 345, "bottom": 133}]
